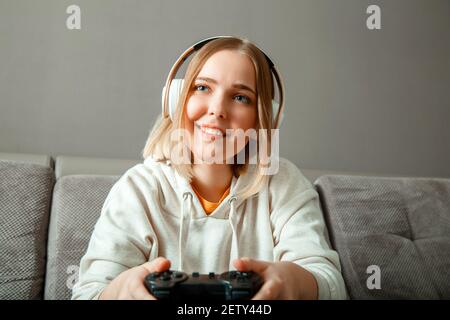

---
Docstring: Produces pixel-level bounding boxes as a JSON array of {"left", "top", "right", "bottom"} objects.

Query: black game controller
[{"left": 144, "top": 270, "right": 263, "bottom": 301}]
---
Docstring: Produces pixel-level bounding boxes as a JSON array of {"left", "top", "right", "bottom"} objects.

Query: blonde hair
[{"left": 142, "top": 37, "right": 277, "bottom": 199}]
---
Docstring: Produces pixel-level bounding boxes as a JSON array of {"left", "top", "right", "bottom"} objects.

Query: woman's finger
[
  {"left": 233, "top": 257, "right": 270, "bottom": 273},
  {"left": 141, "top": 257, "right": 171, "bottom": 274}
]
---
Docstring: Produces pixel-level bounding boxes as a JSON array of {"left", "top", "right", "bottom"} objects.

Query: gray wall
[{"left": 1, "top": 0, "right": 449, "bottom": 177}]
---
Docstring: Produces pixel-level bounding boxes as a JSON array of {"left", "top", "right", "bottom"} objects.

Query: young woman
[{"left": 72, "top": 37, "right": 347, "bottom": 300}]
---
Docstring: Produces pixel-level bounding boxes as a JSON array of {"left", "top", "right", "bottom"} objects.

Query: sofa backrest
[
  {"left": 0, "top": 159, "right": 54, "bottom": 299},
  {"left": 44, "top": 175, "right": 119, "bottom": 300},
  {"left": 315, "top": 175, "right": 450, "bottom": 299}
]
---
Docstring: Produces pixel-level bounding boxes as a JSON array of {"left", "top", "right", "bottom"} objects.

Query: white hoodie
[{"left": 71, "top": 157, "right": 347, "bottom": 300}]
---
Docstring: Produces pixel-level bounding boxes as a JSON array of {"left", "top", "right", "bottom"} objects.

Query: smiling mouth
[{"left": 195, "top": 123, "right": 226, "bottom": 137}]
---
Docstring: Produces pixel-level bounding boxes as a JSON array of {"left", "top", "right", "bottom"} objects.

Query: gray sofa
[{"left": 1, "top": 152, "right": 449, "bottom": 300}]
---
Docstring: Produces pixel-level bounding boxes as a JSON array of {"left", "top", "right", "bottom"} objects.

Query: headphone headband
[
  {"left": 162, "top": 36, "right": 285, "bottom": 128},
  {"left": 192, "top": 36, "right": 275, "bottom": 69}
]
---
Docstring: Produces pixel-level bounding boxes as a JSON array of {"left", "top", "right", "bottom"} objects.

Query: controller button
[
  {"left": 174, "top": 272, "right": 184, "bottom": 278},
  {"left": 208, "top": 272, "right": 215, "bottom": 278},
  {"left": 162, "top": 275, "right": 171, "bottom": 281},
  {"left": 192, "top": 272, "right": 200, "bottom": 277}
]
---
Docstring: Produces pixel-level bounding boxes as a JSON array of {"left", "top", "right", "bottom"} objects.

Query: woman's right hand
[{"left": 99, "top": 257, "right": 171, "bottom": 300}]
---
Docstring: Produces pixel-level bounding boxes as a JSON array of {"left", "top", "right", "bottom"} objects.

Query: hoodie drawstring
[
  {"left": 178, "top": 192, "right": 192, "bottom": 271},
  {"left": 178, "top": 192, "right": 240, "bottom": 272},
  {"left": 228, "top": 196, "right": 239, "bottom": 268}
]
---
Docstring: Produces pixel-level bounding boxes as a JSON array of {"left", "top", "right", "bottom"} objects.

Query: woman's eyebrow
[{"left": 195, "top": 77, "right": 256, "bottom": 95}]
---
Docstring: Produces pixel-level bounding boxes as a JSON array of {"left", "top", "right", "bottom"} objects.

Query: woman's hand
[
  {"left": 99, "top": 257, "right": 171, "bottom": 300},
  {"left": 233, "top": 257, "right": 318, "bottom": 300}
]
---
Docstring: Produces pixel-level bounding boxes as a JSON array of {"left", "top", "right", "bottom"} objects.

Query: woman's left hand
[{"left": 233, "top": 257, "right": 318, "bottom": 300}]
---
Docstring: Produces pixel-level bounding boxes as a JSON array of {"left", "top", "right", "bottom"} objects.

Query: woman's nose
[{"left": 208, "top": 94, "right": 227, "bottom": 119}]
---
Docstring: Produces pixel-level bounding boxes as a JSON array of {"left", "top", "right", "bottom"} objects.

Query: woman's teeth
[
  {"left": 201, "top": 127, "right": 223, "bottom": 136},
  {"left": 196, "top": 124, "right": 225, "bottom": 137}
]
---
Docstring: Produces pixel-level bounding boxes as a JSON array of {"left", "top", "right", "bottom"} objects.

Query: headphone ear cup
[
  {"left": 162, "top": 79, "right": 184, "bottom": 121},
  {"left": 272, "top": 100, "right": 283, "bottom": 128}
]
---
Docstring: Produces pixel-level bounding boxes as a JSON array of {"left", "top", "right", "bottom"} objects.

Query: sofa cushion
[
  {"left": 315, "top": 175, "right": 450, "bottom": 299},
  {"left": 0, "top": 160, "right": 54, "bottom": 299},
  {"left": 44, "top": 175, "right": 119, "bottom": 300}
]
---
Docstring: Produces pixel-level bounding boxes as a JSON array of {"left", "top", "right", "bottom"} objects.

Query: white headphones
[{"left": 161, "top": 36, "right": 285, "bottom": 128}]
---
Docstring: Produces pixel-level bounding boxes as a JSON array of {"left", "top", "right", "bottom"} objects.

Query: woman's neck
[{"left": 191, "top": 163, "right": 233, "bottom": 202}]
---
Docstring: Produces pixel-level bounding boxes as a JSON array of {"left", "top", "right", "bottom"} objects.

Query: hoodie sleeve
[
  {"left": 71, "top": 168, "right": 159, "bottom": 300},
  {"left": 269, "top": 159, "right": 348, "bottom": 300}
]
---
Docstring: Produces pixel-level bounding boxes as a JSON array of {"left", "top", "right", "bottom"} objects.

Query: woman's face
[{"left": 184, "top": 49, "right": 258, "bottom": 163}]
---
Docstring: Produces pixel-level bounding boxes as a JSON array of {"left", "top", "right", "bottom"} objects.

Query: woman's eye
[
  {"left": 234, "top": 95, "right": 251, "bottom": 104},
  {"left": 195, "top": 85, "right": 209, "bottom": 92}
]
